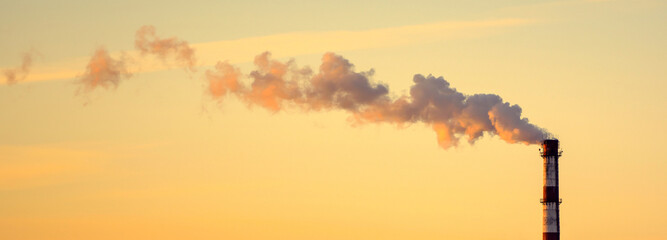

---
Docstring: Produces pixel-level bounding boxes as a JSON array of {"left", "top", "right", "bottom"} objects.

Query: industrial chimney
[{"left": 540, "top": 139, "right": 562, "bottom": 240}]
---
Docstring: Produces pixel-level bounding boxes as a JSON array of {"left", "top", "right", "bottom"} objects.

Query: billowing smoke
[
  {"left": 207, "top": 52, "right": 388, "bottom": 111},
  {"left": 307, "top": 53, "right": 388, "bottom": 111},
  {"left": 2, "top": 52, "right": 33, "bottom": 85},
  {"left": 356, "top": 74, "right": 548, "bottom": 148},
  {"left": 77, "top": 47, "right": 132, "bottom": 92},
  {"left": 135, "top": 25, "right": 196, "bottom": 72},
  {"left": 207, "top": 52, "right": 549, "bottom": 148},
  {"left": 206, "top": 61, "right": 243, "bottom": 99},
  {"left": 31, "top": 25, "right": 549, "bottom": 148}
]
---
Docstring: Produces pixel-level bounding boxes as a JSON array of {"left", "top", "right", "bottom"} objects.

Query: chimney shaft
[{"left": 541, "top": 139, "right": 561, "bottom": 240}]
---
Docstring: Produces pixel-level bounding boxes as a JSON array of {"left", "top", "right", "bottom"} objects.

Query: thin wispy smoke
[
  {"left": 75, "top": 26, "right": 193, "bottom": 93},
  {"left": 77, "top": 47, "right": 132, "bottom": 92},
  {"left": 3, "top": 52, "right": 33, "bottom": 85},
  {"left": 135, "top": 25, "right": 197, "bottom": 72},
  {"left": 207, "top": 52, "right": 549, "bottom": 148}
]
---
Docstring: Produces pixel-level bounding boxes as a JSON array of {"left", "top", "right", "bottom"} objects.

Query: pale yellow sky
[
  {"left": 1, "top": 0, "right": 665, "bottom": 239},
  {"left": 16, "top": 18, "right": 534, "bottom": 83}
]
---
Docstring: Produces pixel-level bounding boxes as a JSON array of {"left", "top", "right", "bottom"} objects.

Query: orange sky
[{"left": 1, "top": 0, "right": 666, "bottom": 239}]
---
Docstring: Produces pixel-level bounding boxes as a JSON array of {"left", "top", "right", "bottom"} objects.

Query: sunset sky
[{"left": 1, "top": 0, "right": 666, "bottom": 239}]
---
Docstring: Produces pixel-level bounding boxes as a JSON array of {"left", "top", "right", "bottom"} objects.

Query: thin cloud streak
[
  {"left": 14, "top": 18, "right": 534, "bottom": 84},
  {"left": 0, "top": 144, "right": 99, "bottom": 191}
]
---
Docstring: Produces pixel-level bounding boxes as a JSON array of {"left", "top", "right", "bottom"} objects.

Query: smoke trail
[
  {"left": 245, "top": 52, "right": 311, "bottom": 111},
  {"left": 77, "top": 47, "right": 132, "bottom": 92},
  {"left": 4, "top": 26, "right": 547, "bottom": 148},
  {"left": 3, "top": 52, "right": 33, "bottom": 85},
  {"left": 356, "top": 74, "right": 548, "bottom": 148},
  {"left": 207, "top": 52, "right": 549, "bottom": 148},
  {"left": 207, "top": 61, "right": 243, "bottom": 99},
  {"left": 207, "top": 52, "right": 312, "bottom": 111},
  {"left": 135, "top": 25, "right": 197, "bottom": 72},
  {"left": 307, "top": 53, "right": 388, "bottom": 111}
]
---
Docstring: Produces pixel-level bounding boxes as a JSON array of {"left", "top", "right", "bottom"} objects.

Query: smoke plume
[
  {"left": 207, "top": 52, "right": 549, "bottom": 148},
  {"left": 3, "top": 52, "right": 33, "bottom": 85},
  {"left": 77, "top": 47, "right": 132, "bottom": 92},
  {"left": 135, "top": 25, "right": 197, "bottom": 72},
  {"left": 356, "top": 74, "right": 548, "bottom": 148},
  {"left": 67, "top": 26, "right": 548, "bottom": 148}
]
